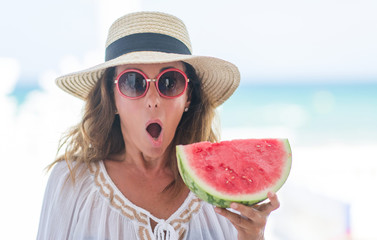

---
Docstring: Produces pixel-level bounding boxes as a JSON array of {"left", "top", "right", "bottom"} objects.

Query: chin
[{"left": 145, "top": 140, "right": 173, "bottom": 159}]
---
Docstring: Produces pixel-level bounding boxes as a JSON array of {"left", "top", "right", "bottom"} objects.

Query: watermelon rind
[{"left": 176, "top": 139, "right": 292, "bottom": 208}]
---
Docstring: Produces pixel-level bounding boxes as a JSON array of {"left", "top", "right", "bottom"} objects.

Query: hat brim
[{"left": 56, "top": 51, "right": 240, "bottom": 107}]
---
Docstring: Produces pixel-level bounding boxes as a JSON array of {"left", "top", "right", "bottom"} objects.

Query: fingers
[
  {"left": 233, "top": 203, "right": 267, "bottom": 228},
  {"left": 267, "top": 191, "right": 280, "bottom": 211},
  {"left": 215, "top": 192, "right": 280, "bottom": 228},
  {"left": 215, "top": 206, "right": 257, "bottom": 230},
  {"left": 215, "top": 192, "right": 280, "bottom": 239},
  {"left": 255, "top": 192, "right": 280, "bottom": 212}
]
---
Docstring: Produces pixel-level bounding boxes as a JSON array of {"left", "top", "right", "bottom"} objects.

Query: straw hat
[{"left": 56, "top": 11, "right": 240, "bottom": 107}]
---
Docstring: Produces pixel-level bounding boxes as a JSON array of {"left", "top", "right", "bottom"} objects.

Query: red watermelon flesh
[{"left": 176, "top": 139, "right": 292, "bottom": 207}]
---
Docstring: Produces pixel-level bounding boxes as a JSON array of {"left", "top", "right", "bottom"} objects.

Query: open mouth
[{"left": 146, "top": 122, "right": 162, "bottom": 139}]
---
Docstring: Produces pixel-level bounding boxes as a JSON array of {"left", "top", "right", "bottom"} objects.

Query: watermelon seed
[
  {"left": 231, "top": 176, "right": 235, "bottom": 180},
  {"left": 256, "top": 145, "right": 261, "bottom": 148},
  {"left": 242, "top": 176, "right": 253, "bottom": 183},
  {"left": 225, "top": 167, "right": 229, "bottom": 171}
]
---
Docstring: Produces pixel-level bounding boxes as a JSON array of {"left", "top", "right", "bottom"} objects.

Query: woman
[{"left": 37, "top": 11, "right": 280, "bottom": 240}]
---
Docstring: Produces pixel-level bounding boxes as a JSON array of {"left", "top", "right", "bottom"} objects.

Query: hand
[{"left": 214, "top": 192, "right": 280, "bottom": 240}]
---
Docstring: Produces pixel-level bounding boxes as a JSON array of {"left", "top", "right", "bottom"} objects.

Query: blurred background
[{"left": 1, "top": 0, "right": 376, "bottom": 239}]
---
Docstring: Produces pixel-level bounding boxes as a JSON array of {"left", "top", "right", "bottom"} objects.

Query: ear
[
  {"left": 185, "top": 96, "right": 191, "bottom": 109},
  {"left": 185, "top": 98, "right": 191, "bottom": 106}
]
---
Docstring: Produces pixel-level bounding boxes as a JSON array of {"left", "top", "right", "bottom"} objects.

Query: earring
[{"left": 184, "top": 107, "right": 189, "bottom": 112}]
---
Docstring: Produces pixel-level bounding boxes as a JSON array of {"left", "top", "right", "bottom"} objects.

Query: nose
[{"left": 145, "top": 81, "right": 160, "bottom": 109}]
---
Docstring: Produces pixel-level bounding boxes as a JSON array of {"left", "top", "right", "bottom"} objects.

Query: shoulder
[
  {"left": 37, "top": 160, "right": 98, "bottom": 239},
  {"left": 47, "top": 160, "right": 92, "bottom": 189},
  {"left": 42, "top": 160, "right": 96, "bottom": 206},
  {"left": 41, "top": 160, "right": 98, "bottom": 217}
]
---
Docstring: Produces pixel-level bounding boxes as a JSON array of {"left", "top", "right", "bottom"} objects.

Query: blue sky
[
  {"left": 0, "top": 0, "right": 99, "bottom": 83},
  {"left": 1, "top": 0, "right": 377, "bottom": 85}
]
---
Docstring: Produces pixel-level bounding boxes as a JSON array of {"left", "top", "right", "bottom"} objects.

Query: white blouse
[{"left": 37, "top": 160, "right": 238, "bottom": 240}]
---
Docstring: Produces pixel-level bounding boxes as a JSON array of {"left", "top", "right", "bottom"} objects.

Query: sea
[
  {"left": 11, "top": 82, "right": 377, "bottom": 144},
  {"left": 3, "top": 81, "right": 377, "bottom": 239},
  {"left": 220, "top": 83, "right": 377, "bottom": 145}
]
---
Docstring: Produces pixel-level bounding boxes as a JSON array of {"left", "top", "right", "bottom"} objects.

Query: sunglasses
[{"left": 114, "top": 68, "right": 190, "bottom": 99}]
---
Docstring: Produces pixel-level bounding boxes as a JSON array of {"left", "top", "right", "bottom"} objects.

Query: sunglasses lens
[
  {"left": 118, "top": 71, "right": 147, "bottom": 98},
  {"left": 158, "top": 70, "right": 187, "bottom": 97}
]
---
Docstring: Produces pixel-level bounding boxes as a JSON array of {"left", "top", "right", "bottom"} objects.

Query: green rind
[{"left": 176, "top": 139, "right": 292, "bottom": 208}]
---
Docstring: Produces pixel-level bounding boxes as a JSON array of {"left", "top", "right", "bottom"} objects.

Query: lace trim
[{"left": 88, "top": 161, "right": 202, "bottom": 240}]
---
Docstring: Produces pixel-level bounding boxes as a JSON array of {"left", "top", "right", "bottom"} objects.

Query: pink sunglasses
[{"left": 114, "top": 68, "right": 190, "bottom": 99}]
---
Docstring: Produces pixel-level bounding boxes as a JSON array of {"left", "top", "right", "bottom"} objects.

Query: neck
[{"left": 121, "top": 146, "right": 173, "bottom": 177}]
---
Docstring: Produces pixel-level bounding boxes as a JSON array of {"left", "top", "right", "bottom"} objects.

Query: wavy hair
[{"left": 52, "top": 62, "right": 219, "bottom": 196}]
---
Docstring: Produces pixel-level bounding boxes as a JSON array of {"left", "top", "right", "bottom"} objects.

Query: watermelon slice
[{"left": 176, "top": 139, "right": 292, "bottom": 208}]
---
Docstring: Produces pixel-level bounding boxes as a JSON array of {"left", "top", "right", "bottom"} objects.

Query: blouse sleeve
[{"left": 36, "top": 161, "right": 92, "bottom": 240}]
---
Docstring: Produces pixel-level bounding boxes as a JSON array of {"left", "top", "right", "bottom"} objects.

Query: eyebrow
[
  {"left": 160, "top": 66, "right": 175, "bottom": 72},
  {"left": 121, "top": 66, "right": 176, "bottom": 75}
]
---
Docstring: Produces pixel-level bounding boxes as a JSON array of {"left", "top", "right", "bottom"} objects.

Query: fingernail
[{"left": 230, "top": 203, "right": 238, "bottom": 209}]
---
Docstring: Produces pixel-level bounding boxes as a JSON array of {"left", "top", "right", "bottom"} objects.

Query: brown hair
[{"left": 52, "top": 62, "right": 219, "bottom": 196}]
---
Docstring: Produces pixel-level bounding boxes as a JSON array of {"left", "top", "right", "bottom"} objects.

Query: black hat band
[{"left": 105, "top": 32, "right": 192, "bottom": 61}]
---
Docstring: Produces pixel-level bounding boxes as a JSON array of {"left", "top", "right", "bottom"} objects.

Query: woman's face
[{"left": 114, "top": 62, "right": 190, "bottom": 160}]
